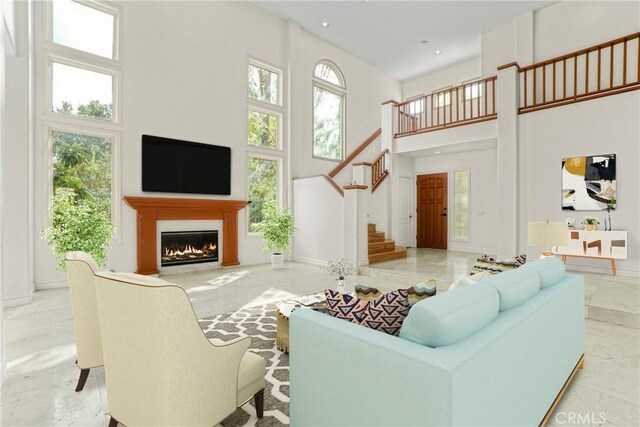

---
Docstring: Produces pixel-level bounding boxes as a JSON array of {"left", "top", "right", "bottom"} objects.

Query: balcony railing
[
  {"left": 519, "top": 32, "right": 640, "bottom": 114},
  {"left": 395, "top": 76, "right": 497, "bottom": 138}
]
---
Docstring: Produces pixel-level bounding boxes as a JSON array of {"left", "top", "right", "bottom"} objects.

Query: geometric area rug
[{"left": 199, "top": 303, "right": 289, "bottom": 426}]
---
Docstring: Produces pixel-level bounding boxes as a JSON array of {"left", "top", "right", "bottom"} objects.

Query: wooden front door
[{"left": 417, "top": 173, "right": 448, "bottom": 249}]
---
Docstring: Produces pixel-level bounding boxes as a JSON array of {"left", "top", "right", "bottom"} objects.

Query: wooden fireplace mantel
[{"left": 124, "top": 196, "right": 249, "bottom": 275}]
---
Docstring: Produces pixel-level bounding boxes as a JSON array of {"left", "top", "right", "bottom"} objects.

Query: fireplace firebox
[{"left": 161, "top": 230, "right": 219, "bottom": 267}]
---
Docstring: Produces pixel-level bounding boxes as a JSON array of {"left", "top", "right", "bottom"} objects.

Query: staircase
[{"left": 368, "top": 223, "right": 407, "bottom": 264}]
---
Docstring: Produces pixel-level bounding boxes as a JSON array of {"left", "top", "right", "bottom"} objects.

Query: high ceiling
[{"left": 254, "top": 1, "right": 554, "bottom": 81}]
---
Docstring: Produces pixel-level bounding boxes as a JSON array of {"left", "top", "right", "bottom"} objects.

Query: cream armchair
[
  {"left": 94, "top": 272, "right": 266, "bottom": 427},
  {"left": 65, "top": 251, "right": 104, "bottom": 392}
]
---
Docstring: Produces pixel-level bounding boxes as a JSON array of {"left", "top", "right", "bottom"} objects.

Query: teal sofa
[{"left": 290, "top": 257, "right": 584, "bottom": 426}]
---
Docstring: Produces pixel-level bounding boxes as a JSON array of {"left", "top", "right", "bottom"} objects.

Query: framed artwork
[{"left": 562, "top": 154, "right": 616, "bottom": 211}]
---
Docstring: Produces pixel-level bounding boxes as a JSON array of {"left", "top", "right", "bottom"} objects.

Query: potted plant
[
  {"left": 327, "top": 258, "right": 356, "bottom": 293},
  {"left": 42, "top": 188, "right": 114, "bottom": 270},
  {"left": 581, "top": 216, "right": 600, "bottom": 232},
  {"left": 255, "top": 207, "right": 295, "bottom": 269}
]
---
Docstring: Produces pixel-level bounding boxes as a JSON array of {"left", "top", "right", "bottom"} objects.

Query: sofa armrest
[{"left": 290, "top": 309, "right": 452, "bottom": 426}]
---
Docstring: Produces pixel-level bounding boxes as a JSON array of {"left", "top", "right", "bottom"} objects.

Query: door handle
[
  {"left": 441, "top": 213, "right": 447, "bottom": 216},
  {"left": 409, "top": 215, "right": 413, "bottom": 218}
]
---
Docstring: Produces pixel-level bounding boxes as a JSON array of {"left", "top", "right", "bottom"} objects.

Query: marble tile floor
[
  {"left": 1, "top": 259, "right": 639, "bottom": 426},
  {"left": 364, "top": 248, "right": 640, "bottom": 329}
]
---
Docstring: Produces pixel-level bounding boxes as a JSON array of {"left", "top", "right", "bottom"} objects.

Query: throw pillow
[
  {"left": 324, "top": 289, "right": 410, "bottom": 336},
  {"left": 448, "top": 270, "right": 488, "bottom": 291}
]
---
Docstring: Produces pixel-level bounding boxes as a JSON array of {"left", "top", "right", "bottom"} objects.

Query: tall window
[
  {"left": 453, "top": 170, "right": 470, "bottom": 240},
  {"left": 42, "top": 0, "right": 121, "bottom": 235},
  {"left": 247, "top": 59, "right": 284, "bottom": 232},
  {"left": 313, "top": 61, "right": 345, "bottom": 161}
]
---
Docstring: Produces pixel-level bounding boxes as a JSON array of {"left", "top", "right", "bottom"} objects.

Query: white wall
[
  {"left": 412, "top": 147, "right": 498, "bottom": 254},
  {"left": 534, "top": 1, "right": 640, "bottom": 62},
  {"left": 481, "top": 22, "right": 515, "bottom": 77},
  {"left": 2, "top": 0, "right": 31, "bottom": 305},
  {"left": 292, "top": 176, "right": 343, "bottom": 265},
  {"left": 519, "top": 92, "right": 640, "bottom": 274},
  {"left": 0, "top": 0, "right": 8, "bottom": 384},
  {"left": 27, "top": 1, "right": 401, "bottom": 288},
  {"left": 401, "top": 57, "right": 481, "bottom": 100},
  {"left": 290, "top": 30, "right": 401, "bottom": 179}
]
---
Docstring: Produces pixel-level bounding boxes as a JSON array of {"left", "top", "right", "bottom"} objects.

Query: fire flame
[{"left": 163, "top": 243, "right": 217, "bottom": 258}]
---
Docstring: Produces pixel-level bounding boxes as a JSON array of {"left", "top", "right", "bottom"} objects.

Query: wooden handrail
[
  {"left": 395, "top": 76, "right": 497, "bottom": 138},
  {"left": 328, "top": 128, "right": 382, "bottom": 178},
  {"left": 322, "top": 174, "right": 344, "bottom": 197},
  {"left": 519, "top": 32, "right": 640, "bottom": 114}
]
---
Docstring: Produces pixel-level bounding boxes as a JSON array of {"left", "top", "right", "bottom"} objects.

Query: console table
[{"left": 553, "top": 230, "right": 627, "bottom": 276}]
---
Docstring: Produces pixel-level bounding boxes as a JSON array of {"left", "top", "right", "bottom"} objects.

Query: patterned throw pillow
[{"left": 324, "top": 289, "right": 410, "bottom": 336}]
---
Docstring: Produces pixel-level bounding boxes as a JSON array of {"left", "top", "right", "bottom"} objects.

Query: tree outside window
[{"left": 313, "top": 61, "right": 345, "bottom": 161}]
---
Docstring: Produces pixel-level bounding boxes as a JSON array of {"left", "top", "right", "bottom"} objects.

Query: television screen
[{"left": 142, "top": 135, "right": 231, "bottom": 195}]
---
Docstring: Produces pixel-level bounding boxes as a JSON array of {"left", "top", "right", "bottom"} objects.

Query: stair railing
[
  {"left": 519, "top": 32, "right": 640, "bottom": 114},
  {"left": 395, "top": 76, "right": 497, "bottom": 138},
  {"left": 371, "top": 149, "right": 389, "bottom": 192}
]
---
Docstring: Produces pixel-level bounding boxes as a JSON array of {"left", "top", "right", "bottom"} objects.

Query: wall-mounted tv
[{"left": 142, "top": 135, "right": 231, "bottom": 195}]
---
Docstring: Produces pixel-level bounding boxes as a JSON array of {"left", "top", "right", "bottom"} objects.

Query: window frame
[
  {"left": 37, "top": 0, "right": 123, "bottom": 248},
  {"left": 47, "top": 54, "right": 120, "bottom": 125},
  {"left": 246, "top": 152, "right": 283, "bottom": 236},
  {"left": 43, "top": 121, "right": 122, "bottom": 244},
  {"left": 246, "top": 57, "right": 286, "bottom": 236},
  {"left": 312, "top": 60, "right": 346, "bottom": 162},
  {"left": 247, "top": 58, "right": 283, "bottom": 108},
  {"left": 451, "top": 169, "right": 470, "bottom": 242},
  {"left": 47, "top": 0, "right": 120, "bottom": 62},
  {"left": 247, "top": 105, "right": 283, "bottom": 151}
]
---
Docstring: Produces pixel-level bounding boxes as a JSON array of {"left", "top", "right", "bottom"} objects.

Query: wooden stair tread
[{"left": 368, "top": 246, "right": 407, "bottom": 264}]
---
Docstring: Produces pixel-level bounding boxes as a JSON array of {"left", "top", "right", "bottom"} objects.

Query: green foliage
[
  {"left": 581, "top": 216, "right": 600, "bottom": 225},
  {"left": 313, "top": 86, "right": 343, "bottom": 160},
  {"left": 254, "top": 206, "right": 295, "bottom": 254},
  {"left": 248, "top": 157, "right": 277, "bottom": 232},
  {"left": 43, "top": 188, "right": 114, "bottom": 270},
  {"left": 56, "top": 99, "right": 112, "bottom": 121},
  {"left": 248, "top": 110, "right": 278, "bottom": 148},
  {"left": 45, "top": 100, "right": 114, "bottom": 269}
]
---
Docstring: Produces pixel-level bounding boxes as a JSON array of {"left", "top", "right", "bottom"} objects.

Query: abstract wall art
[{"left": 562, "top": 154, "right": 616, "bottom": 211}]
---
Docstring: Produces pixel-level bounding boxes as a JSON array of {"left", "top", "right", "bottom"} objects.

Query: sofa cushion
[
  {"left": 522, "top": 257, "right": 566, "bottom": 288},
  {"left": 399, "top": 284, "right": 499, "bottom": 348},
  {"left": 479, "top": 267, "right": 541, "bottom": 311},
  {"left": 325, "top": 289, "right": 410, "bottom": 336}
]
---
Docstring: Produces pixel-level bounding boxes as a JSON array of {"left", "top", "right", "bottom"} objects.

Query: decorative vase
[
  {"left": 585, "top": 224, "right": 596, "bottom": 231},
  {"left": 336, "top": 278, "right": 346, "bottom": 293},
  {"left": 606, "top": 213, "right": 612, "bottom": 231},
  {"left": 271, "top": 253, "right": 284, "bottom": 269}
]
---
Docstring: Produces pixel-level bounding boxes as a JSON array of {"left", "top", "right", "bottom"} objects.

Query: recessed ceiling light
[
  {"left": 434, "top": 151, "right": 441, "bottom": 154},
  {"left": 435, "top": 50, "right": 442, "bottom": 55},
  {"left": 321, "top": 20, "right": 329, "bottom": 28},
  {"left": 420, "top": 40, "right": 428, "bottom": 45}
]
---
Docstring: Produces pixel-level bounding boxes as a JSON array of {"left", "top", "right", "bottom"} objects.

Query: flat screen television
[{"left": 142, "top": 135, "right": 231, "bottom": 195}]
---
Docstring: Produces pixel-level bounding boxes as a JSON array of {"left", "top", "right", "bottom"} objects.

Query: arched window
[{"left": 313, "top": 61, "right": 345, "bottom": 161}]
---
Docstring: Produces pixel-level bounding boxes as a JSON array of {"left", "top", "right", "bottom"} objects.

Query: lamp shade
[{"left": 528, "top": 222, "right": 568, "bottom": 247}]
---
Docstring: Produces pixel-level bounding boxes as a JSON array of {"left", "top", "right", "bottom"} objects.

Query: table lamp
[{"left": 528, "top": 221, "right": 568, "bottom": 257}]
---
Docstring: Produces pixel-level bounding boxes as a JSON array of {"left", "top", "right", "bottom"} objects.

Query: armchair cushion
[{"left": 237, "top": 351, "right": 267, "bottom": 405}]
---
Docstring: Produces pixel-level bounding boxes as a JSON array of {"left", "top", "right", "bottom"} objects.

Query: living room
[{"left": 0, "top": 0, "right": 638, "bottom": 426}]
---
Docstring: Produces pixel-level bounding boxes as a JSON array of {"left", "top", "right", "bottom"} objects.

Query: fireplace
[{"left": 160, "top": 230, "right": 219, "bottom": 267}]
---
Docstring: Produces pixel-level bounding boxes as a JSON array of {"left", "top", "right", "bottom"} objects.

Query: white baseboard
[
  {"left": 293, "top": 256, "right": 329, "bottom": 268},
  {"left": 35, "top": 280, "right": 67, "bottom": 291},
  {"left": 447, "top": 246, "right": 497, "bottom": 255},
  {"left": 3, "top": 288, "right": 35, "bottom": 307}
]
